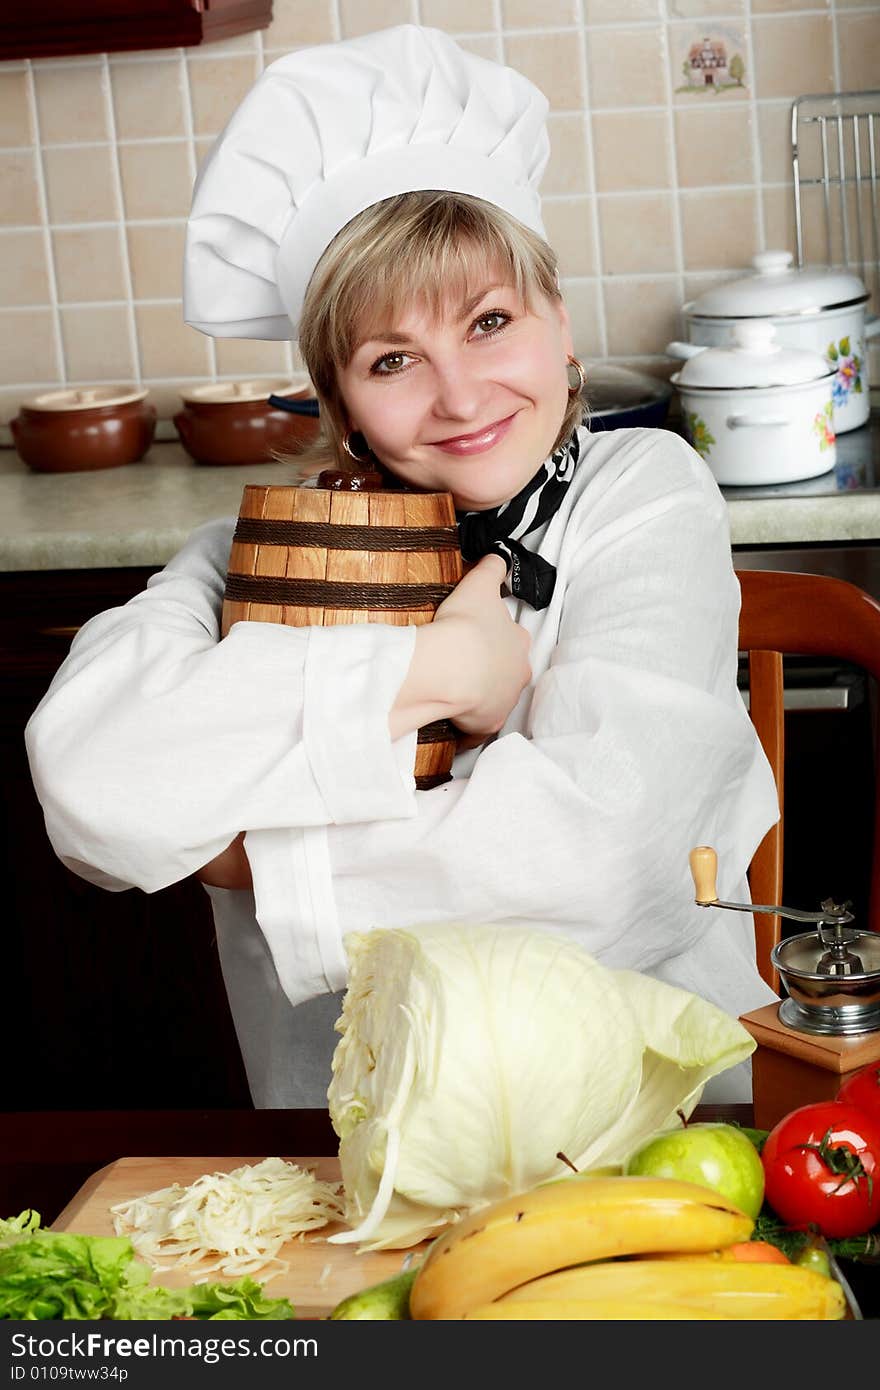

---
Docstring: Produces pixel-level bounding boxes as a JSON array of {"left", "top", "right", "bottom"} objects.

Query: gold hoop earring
[
  {"left": 567, "top": 355, "right": 586, "bottom": 398},
  {"left": 342, "top": 429, "right": 372, "bottom": 464}
]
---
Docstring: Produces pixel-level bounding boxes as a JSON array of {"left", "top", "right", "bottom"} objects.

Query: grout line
[
  {"left": 23, "top": 59, "right": 65, "bottom": 384},
  {"left": 659, "top": 8, "right": 686, "bottom": 340},
  {"left": 331, "top": 0, "right": 342, "bottom": 42},
  {"left": 575, "top": 1, "right": 608, "bottom": 357},
  {"left": 102, "top": 52, "right": 141, "bottom": 386},
  {"left": 744, "top": 4, "right": 766, "bottom": 254},
  {"left": 178, "top": 45, "right": 216, "bottom": 382}
]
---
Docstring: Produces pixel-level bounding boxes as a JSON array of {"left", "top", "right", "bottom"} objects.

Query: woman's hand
[
  {"left": 195, "top": 832, "right": 253, "bottom": 890},
  {"left": 389, "top": 553, "right": 532, "bottom": 741}
]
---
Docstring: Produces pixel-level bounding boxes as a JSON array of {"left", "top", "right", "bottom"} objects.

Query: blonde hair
[{"left": 285, "top": 191, "right": 584, "bottom": 481}]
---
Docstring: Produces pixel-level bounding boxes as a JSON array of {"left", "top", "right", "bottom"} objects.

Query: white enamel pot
[
  {"left": 667, "top": 321, "right": 837, "bottom": 486},
  {"left": 682, "top": 251, "right": 880, "bottom": 434}
]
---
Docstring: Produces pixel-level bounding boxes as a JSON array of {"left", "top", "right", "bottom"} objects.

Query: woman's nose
[{"left": 429, "top": 358, "right": 485, "bottom": 422}]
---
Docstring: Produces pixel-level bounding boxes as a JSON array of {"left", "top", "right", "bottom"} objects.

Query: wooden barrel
[{"left": 221, "top": 472, "right": 464, "bottom": 789}]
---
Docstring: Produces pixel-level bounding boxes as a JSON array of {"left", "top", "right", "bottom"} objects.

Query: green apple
[{"left": 624, "top": 1123, "right": 765, "bottom": 1219}]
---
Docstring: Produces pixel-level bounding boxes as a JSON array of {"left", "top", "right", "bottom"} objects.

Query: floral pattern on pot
[
  {"left": 827, "top": 337, "right": 863, "bottom": 408},
  {"left": 684, "top": 411, "right": 716, "bottom": 459},
  {"left": 813, "top": 400, "right": 836, "bottom": 451}
]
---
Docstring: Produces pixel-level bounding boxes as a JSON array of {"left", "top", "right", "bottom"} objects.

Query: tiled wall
[{"left": 1, "top": 0, "right": 879, "bottom": 433}]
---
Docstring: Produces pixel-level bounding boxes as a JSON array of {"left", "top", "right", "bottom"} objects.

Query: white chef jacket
[{"left": 25, "top": 426, "right": 780, "bottom": 1107}]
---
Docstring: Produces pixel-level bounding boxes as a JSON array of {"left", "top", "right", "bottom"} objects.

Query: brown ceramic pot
[
  {"left": 10, "top": 386, "right": 157, "bottom": 473},
  {"left": 173, "top": 377, "right": 320, "bottom": 465}
]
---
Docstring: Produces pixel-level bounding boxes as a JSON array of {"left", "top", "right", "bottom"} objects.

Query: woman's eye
[
  {"left": 473, "top": 311, "right": 509, "bottom": 336},
  {"left": 371, "top": 351, "right": 412, "bottom": 375}
]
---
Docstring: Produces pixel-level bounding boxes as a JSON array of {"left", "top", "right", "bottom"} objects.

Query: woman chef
[{"left": 25, "top": 26, "right": 780, "bottom": 1106}]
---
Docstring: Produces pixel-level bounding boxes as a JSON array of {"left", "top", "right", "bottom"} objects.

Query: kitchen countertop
[{"left": 1, "top": 414, "right": 879, "bottom": 572}]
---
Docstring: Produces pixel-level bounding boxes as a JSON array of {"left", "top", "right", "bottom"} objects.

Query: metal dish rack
[{"left": 791, "top": 90, "right": 880, "bottom": 304}]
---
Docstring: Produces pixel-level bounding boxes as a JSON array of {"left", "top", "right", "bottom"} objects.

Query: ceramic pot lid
[
  {"left": 179, "top": 375, "right": 312, "bottom": 405},
  {"left": 672, "top": 321, "right": 834, "bottom": 389},
  {"left": 22, "top": 385, "right": 149, "bottom": 412},
  {"left": 685, "top": 250, "right": 868, "bottom": 319}
]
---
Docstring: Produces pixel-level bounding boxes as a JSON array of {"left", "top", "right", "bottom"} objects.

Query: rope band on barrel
[
  {"left": 233, "top": 517, "right": 460, "bottom": 551},
  {"left": 417, "top": 719, "right": 458, "bottom": 744},
  {"left": 224, "top": 573, "right": 456, "bottom": 609}
]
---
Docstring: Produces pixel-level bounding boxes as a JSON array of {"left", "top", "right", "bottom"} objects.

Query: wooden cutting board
[{"left": 52, "top": 1156, "right": 427, "bottom": 1319}]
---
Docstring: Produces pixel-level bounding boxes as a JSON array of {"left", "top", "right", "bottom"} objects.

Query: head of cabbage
[{"left": 326, "top": 923, "right": 755, "bottom": 1251}]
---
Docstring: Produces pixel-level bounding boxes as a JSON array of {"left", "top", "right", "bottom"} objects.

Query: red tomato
[
  {"left": 761, "top": 1101, "right": 880, "bottom": 1238},
  {"left": 837, "top": 1063, "right": 880, "bottom": 1123}
]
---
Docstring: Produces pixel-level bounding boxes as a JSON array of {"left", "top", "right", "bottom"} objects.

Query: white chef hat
[{"left": 183, "top": 24, "right": 550, "bottom": 341}]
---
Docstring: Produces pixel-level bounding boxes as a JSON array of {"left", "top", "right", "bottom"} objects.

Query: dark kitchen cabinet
[
  {"left": 0, "top": 567, "right": 251, "bottom": 1112},
  {"left": 0, "top": 1, "right": 273, "bottom": 61}
]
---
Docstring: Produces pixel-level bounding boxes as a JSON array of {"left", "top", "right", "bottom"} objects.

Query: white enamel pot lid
[
  {"left": 685, "top": 250, "right": 869, "bottom": 319},
  {"left": 671, "top": 321, "right": 835, "bottom": 390},
  {"left": 179, "top": 375, "right": 312, "bottom": 405},
  {"left": 22, "top": 385, "right": 149, "bottom": 412}
]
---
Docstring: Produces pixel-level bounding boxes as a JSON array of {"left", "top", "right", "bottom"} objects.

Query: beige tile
[
  {"left": 667, "top": 0, "right": 746, "bottom": 13},
  {"left": 0, "top": 151, "right": 40, "bottom": 226},
  {"left": 541, "top": 198, "right": 596, "bottom": 277},
  {"left": 543, "top": 114, "right": 590, "bottom": 195},
  {"left": 797, "top": 181, "right": 873, "bottom": 267},
  {"left": 214, "top": 338, "right": 294, "bottom": 376},
  {"left": 187, "top": 55, "right": 261, "bottom": 137},
  {"left": 0, "top": 231, "right": 50, "bottom": 306},
  {"left": 752, "top": 0, "right": 829, "bottom": 10},
  {"left": 127, "top": 222, "right": 187, "bottom": 300},
  {"left": 837, "top": 12, "right": 880, "bottom": 94},
  {"left": 761, "top": 185, "right": 797, "bottom": 258},
  {"left": 0, "top": 386, "right": 33, "bottom": 428},
  {"left": 680, "top": 189, "right": 760, "bottom": 270},
  {"left": 136, "top": 302, "right": 212, "bottom": 379},
  {"left": 34, "top": 62, "right": 109, "bottom": 144},
  {"left": 338, "top": 0, "right": 415, "bottom": 39},
  {"left": 110, "top": 57, "right": 186, "bottom": 139},
  {"left": 53, "top": 226, "right": 127, "bottom": 302},
  {"left": 603, "top": 277, "right": 682, "bottom": 355},
  {"left": 421, "top": 0, "right": 496, "bottom": 30},
  {"left": 194, "top": 31, "right": 258, "bottom": 56},
  {"left": 587, "top": 27, "right": 667, "bottom": 108},
  {"left": 148, "top": 380, "right": 210, "bottom": 421},
  {"left": 584, "top": 0, "right": 661, "bottom": 19},
  {"left": 264, "top": 0, "right": 337, "bottom": 46},
  {"left": 502, "top": 0, "right": 579, "bottom": 24},
  {"left": 558, "top": 278, "right": 604, "bottom": 359},
  {"left": 0, "top": 308, "right": 60, "bottom": 383},
  {"left": 674, "top": 106, "right": 755, "bottom": 187},
  {"left": 118, "top": 141, "right": 194, "bottom": 220},
  {"left": 0, "top": 69, "right": 34, "bottom": 146},
  {"left": 42, "top": 144, "right": 119, "bottom": 223},
  {"left": 756, "top": 102, "right": 794, "bottom": 184},
  {"left": 503, "top": 31, "right": 584, "bottom": 112},
  {"left": 682, "top": 269, "right": 746, "bottom": 306},
  {"left": 454, "top": 36, "right": 502, "bottom": 61},
  {"left": 60, "top": 305, "right": 135, "bottom": 380},
  {"left": 598, "top": 193, "right": 677, "bottom": 274},
  {"left": 592, "top": 111, "right": 671, "bottom": 192},
  {"left": 751, "top": 16, "right": 834, "bottom": 100}
]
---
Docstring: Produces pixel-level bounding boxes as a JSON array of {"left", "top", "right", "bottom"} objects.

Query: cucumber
[{"left": 328, "top": 1268, "right": 417, "bottom": 1320}]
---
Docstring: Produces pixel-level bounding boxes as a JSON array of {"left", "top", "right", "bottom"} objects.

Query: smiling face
[{"left": 337, "top": 270, "right": 574, "bottom": 511}]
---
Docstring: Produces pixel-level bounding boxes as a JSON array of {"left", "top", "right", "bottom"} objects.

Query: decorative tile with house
[{"left": 673, "top": 25, "right": 748, "bottom": 97}]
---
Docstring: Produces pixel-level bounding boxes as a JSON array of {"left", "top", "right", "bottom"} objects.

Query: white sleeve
[
  {"left": 293, "top": 433, "right": 779, "bottom": 1002},
  {"left": 24, "top": 517, "right": 419, "bottom": 895}
]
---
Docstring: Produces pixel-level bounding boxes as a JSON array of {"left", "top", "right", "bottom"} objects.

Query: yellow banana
[
  {"left": 408, "top": 1175, "right": 753, "bottom": 1321},
  {"left": 498, "top": 1258, "right": 846, "bottom": 1321},
  {"left": 463, "top": 1299, "right": 724, "bottom": 1320}
]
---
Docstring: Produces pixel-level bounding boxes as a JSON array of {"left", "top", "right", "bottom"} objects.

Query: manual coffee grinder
[{"left": 689, "top": 845, "right": 880, "bottom": 1129}]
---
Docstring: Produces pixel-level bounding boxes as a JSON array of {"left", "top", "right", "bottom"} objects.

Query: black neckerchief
[{"left": 455, "top": 427, "right": 581, "bottom": 610}]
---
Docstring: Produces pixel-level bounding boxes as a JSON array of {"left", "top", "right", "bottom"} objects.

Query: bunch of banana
[{"left": 404, "top": 1175, "right": 846, "bottom": 1321}]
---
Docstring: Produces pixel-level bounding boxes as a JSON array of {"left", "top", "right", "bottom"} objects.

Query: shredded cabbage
[
  {"left": 110, "top": 1157, "right": 344, "bottom": 1283},
  {"left": 327, "top": 923, "right": 756, "bottom": 1251}
]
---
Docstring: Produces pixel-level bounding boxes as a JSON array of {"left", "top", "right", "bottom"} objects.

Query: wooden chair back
[{"left": 737, "top": 568, "right": 880, "bottom": 990}]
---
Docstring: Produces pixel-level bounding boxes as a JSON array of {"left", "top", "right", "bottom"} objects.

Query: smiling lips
[{"left": 430, "top": 412, "right": 517, "bottom": 456}]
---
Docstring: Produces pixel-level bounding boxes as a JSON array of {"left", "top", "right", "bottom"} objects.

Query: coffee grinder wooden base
[{"left": 739, "top": 1003, "right": 880, "bottom": 1130}]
